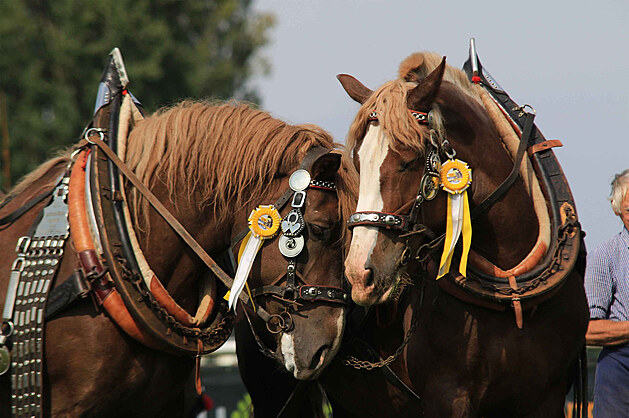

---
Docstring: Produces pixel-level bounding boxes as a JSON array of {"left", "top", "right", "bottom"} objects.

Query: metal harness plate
[{"left": 3, "top": 174, "right": 70, "bottom": 417}]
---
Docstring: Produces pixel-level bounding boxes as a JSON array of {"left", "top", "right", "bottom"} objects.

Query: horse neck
[
  {"left": 439, "top": 92, "right": 539, "bottom": 270},
  {"left": 131, "top": 179, "right": 233, "bottom": 310}
]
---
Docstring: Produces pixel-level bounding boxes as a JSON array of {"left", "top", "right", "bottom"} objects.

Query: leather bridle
[
  {"left": 346, "top": 108, "right": 535, "bottom": 268},
  {"left": 347, "top": 110, "right": 443, "bottom": 235},
  {"left": 231, "top": 146, "right": 349, "bottom": 336}
]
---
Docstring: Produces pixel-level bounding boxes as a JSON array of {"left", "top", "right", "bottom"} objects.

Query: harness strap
[
  {"left": 44, "top": 270, "right": 91, "bottom": 320},
  {"left": 0, "top": 190, "right": 53, "bottom": 226},
  {"left": 3, "top": 171, "right": 71, "bottom": 417},
  {"left": 470, "top": 112, "right": 535, "bottom": 220},
  {"left": 348, "top": 211, "right": 408, "bottom": 231},
  {"left": 252, "top": 285, "right": 348, "bottom": 305},
  {"left": 507, "top": 275, "right": 523, "bottom": 329},
  {"left": 527, "top": 139, "right": 562, "bottom": 156},
  {"left": 85, "top": 135, "right": 260, "bottom": 310}
]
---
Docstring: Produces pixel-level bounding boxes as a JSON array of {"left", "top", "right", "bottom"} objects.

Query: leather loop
[
  {"left": 527, "top": 139, "right": 563, "bottom": 156},
  {"left": 507, "top": 275, "right": 523, "bottom": 329}
]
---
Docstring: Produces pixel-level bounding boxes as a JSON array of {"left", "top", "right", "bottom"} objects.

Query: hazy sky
[{"left": 252, "top": 0, "right": 629, "bottom": 251}]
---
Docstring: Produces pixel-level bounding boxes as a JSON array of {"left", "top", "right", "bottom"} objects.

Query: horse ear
[
  {"left": 406, "top": 56, "right": 446, "bottom": 112},
  {"left": 311, "top": 151, "right": 342, "bottom": 181},
  {"left": 337, "top": 74, "right": 373, "bottom": 104}
]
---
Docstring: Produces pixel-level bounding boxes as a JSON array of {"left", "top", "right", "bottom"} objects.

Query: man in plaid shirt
[{"left": 585, "top": 169, "right": 629, "bottom": 417}]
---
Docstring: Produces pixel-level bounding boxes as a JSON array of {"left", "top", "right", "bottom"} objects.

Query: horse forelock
[
  {"left": 348, "top": 80, "right": 431, "bottom": 158},
  {"left": 347, "top": 51, "right": 485, "bottom": 159},
  {"left": 125, "top": 100, "right": 357, "bottom": 236}
]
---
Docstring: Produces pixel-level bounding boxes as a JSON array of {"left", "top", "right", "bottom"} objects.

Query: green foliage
[
  {"left": 231, "top": 393, "right": 252, "bottom": 418},
  {"left": 0, "top": 0, "right": 274, "bottom": 186},
  {"left": 228, "top": 392, "right": 333, "bottom": 417}
]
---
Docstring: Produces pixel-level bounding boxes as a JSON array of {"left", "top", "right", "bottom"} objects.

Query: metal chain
[
  {"left": 474, "top": 205, "right": 579, "bottom": 296},
  {"left": 342, "top": 314, "right": 418, "bottom": 370},
  {"left": 114, "top": 253, "right": 233, "bottom": 347}
]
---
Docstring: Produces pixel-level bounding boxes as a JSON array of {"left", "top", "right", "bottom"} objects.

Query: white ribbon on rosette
[{"left": 228, "top": 205, "right": 280, "bottom": 312}]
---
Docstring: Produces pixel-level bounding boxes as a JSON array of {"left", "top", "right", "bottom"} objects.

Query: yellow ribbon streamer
[{"left": 437, "top": 190, "right": 472, "bottom": 279}]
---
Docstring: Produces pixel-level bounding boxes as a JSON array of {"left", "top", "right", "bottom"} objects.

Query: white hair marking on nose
[
  {"left": 348, "top": 124, "right": 390, "bottom": 269},
  {"left": 281, "top": 333, "right": 297, "bottom": 376}
]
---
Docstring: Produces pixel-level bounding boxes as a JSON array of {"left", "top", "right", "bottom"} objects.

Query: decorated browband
[
  {"left": 363, "top": 108, "right": 473, "bottom": 279},
  {"left": 227, "top": 169, "right": 335, "bottom": 312}
]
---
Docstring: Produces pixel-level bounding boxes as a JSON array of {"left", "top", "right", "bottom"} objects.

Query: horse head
[
  {"left": 339, "top": 53, "right": 539, "bottom": 306},
  {"left": 237, "top": 149, "right": 356, "bottom": 380},
  {"left": 123, "top": 102, "right": 358, "bottom": 380}
]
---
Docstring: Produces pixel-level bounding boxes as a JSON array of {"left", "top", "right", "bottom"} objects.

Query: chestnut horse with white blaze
[{"left": 323, "top": 52, "right": 589, "bottom": 417}]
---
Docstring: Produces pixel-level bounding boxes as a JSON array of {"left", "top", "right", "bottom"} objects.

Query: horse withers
[
  {"left": 325, "top": 51, "right": 589, "bottom": 417},
  {"left": 0, "top": 57, "right": 356, "bottom": 416}
]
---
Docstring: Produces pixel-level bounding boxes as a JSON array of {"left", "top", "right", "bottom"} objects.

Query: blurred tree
[{"left": 0, "top": 0, "right": 274, "bottom": 187}]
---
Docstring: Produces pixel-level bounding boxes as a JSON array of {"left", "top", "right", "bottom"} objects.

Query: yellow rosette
[
  {"left": 437, "top": 159, "right": 472, "bottom": 279},
  {"left": 248, "top": 205, "right": 281, "bottom": 238},
  {"left": 228, "top": 205, "right": 281, "bottom": 312}
]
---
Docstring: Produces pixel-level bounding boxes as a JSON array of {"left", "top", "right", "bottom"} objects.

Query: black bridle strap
[
  {"left": 252, "top": 284, "right": 348, "bottom": 305},
  {"left": 230, "top": 146, "right": 331, "bottom": 249},
  {"left": 347, "top": 211, "right": 409, "bottom": 231},
  {"left": 0, "top": 188, "right": 55, "bottom": 226},
  {"left": 470, "top": 112, "right": 535, "bottom": 219}
]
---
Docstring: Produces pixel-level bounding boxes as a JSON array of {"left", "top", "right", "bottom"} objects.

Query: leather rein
[{"left": 87, "top": 133, "right": 349, "bottom": 326}]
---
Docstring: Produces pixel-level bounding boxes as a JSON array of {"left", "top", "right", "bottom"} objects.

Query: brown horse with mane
[
  {"left": 0, "top": 55, "right": 356, "bottom": 415},
  {"left": 320, "top": 51, "right": 589, "bottom": 417}
]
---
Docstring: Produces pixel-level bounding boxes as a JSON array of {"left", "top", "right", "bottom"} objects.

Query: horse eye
[
  {"left": 308, "top": 224, "right": 328, "bottom": 241},
  {"left": 399, "top": 160, "right": 415, "bottom": 172}
]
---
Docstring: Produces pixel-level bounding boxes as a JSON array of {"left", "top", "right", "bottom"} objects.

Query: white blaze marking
[
  {"left": 347, "top": 125, "right": 390, "bottom": 274},
  {"left": 281, "top": 333, "right": 297, "bottom": 376}
]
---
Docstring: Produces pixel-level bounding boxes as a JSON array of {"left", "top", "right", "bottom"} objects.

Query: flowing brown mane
[
  {"left": 125, "top": 100, "right": 357, "bottom": 239},
  {"left": 347, "top": 52, "right": 483, "bottom": 156}
]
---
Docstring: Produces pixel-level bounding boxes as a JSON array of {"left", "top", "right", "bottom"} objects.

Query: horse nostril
[
  {"left": 309, "top": 345, "right": 330, "bottom": 370},
  {"left": 363, "top": 268, "right": 374, "bottom": 287}
]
